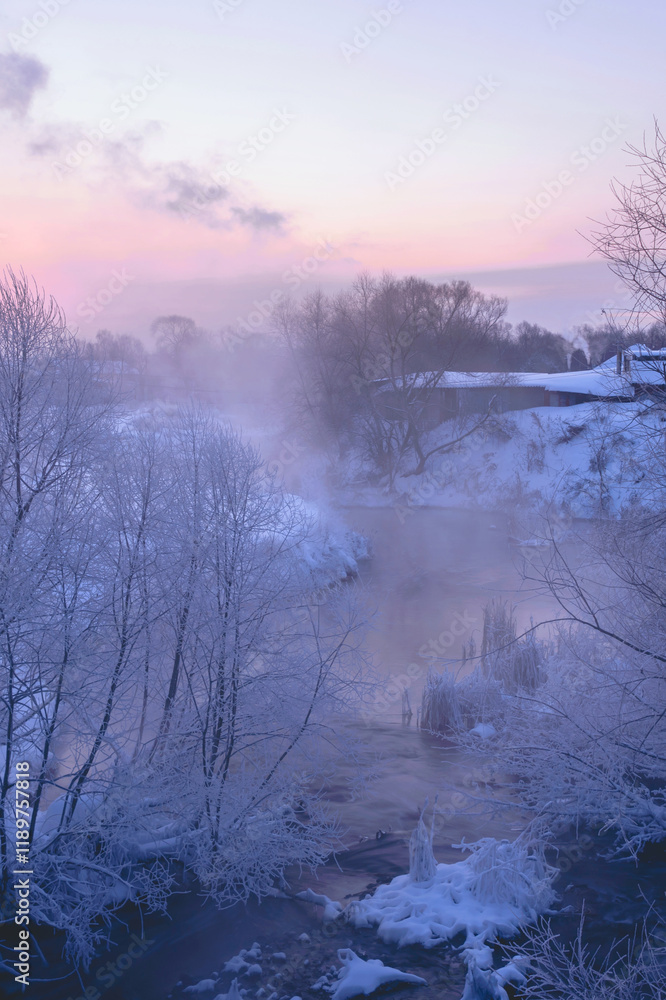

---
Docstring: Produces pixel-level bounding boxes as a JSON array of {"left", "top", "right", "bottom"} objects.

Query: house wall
[
  {"left": 457, "top": 385, "right": 547, "bottom": 415},
  {"left": 374, "top": 383, "right": 600, "bottom": 428}
]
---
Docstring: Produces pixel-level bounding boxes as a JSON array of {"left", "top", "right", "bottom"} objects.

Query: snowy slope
[{"left": 340, "top": 401, "right": 663, "bottom": 520}]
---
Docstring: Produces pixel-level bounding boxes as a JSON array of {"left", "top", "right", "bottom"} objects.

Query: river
[{"left": 38, "top": 505, "right": 665, "bottom": 1000}]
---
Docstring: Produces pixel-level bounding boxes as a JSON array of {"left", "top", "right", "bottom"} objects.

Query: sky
[{"left": 0, "top": 0, "right": 664, "bottom": 338}]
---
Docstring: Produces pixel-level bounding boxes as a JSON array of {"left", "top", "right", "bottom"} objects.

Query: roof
[
  {"left": 376, "top": 359, "right": 665, "bottom": 398},
  {"left": 626, "top": 343, "right": 666, "bottom": 360}
]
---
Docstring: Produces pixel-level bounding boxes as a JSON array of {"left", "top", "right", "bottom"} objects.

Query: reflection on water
[{"left": 341, "top": 505, "right": 555, "bottom": 712}]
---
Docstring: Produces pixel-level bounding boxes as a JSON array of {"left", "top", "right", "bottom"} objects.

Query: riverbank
[{"left": 337, "top": 400, "right": 657, "bottom": 522}]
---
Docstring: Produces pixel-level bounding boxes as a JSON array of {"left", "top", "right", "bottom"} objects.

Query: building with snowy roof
[{"left": 374, "top": 345, "right": 666, "bottom": 425}]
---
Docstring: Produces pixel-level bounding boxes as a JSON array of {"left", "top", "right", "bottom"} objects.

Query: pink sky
[{"left": 1, "top": 0, "right": 664, "bottom": 335}]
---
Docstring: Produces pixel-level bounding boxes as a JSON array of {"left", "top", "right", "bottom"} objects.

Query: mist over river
[{"left": 340, "top": 505, "right": 555, "bottom": 703}]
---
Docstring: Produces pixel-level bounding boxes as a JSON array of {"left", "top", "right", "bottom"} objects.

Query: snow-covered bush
[
  {"left": 408, "top": 816, "right": 437, "bottom": 883},
  {"left": 335, "top": 819, "right": 557, "bottom": 1000},
  {"left": 457, "top": 669, "right": 504, "bottom": 731},
  {"left": 346, "top": 826, "right": 558, "bottom": 951},
  {"left": 420, "top": 599, "right": 545, "bottom": 737},
  {"left": 451, "top": 495, "right": 666, "bottom": 855}
]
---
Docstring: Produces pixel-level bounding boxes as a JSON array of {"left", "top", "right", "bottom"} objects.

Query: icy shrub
[
  {"left": 458, "top": 836, "right": 556, "bottom": 913},
  {"left": 514, "top": 916, "right": 666, "bottom": 999},
  {"left": 408, "top": 817, "right": 437, "bottom": 883},
  {"left": 555, "top": 421, "right": 586, "bottom": 445},
  {"left": 420, "top": 668, "right": 463, "bottom": 733},
  {"left": 526, "top": 439, "right": 545, "bottom": 473},
  {"left": 589, "top": 443, "right": 609, "bottom": 474},
  {"left": 457, "top": 669, "right": 504, "bottom": 731}
]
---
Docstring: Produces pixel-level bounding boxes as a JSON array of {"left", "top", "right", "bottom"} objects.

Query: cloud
[
  {"left": 231, "top": 206, "right": 286, "bottom": 232},
  {"left": 70, "top": 130, "right": 288, "bottom": 234},
  {"left": 4, "top": 54, "right": 288, "bottom": 235},
  {"left": 103, "top": 138, "right": 233, "bottom": 226},
  {"left": 0, "top": 52, "right": 48, "bottom": 119}
]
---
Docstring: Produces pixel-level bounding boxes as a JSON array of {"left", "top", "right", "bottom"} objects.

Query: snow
[
  {"left": 459, "top": 956, "right": 528, "bottom": 1000},
  {"left": 313, "top": 949, "right": 426, "bottom": 1000},
  {"left": 295, "top": 888, "right": 344, "bottom": 921},
  {"left": 342, "top": 400, "right": 665, "bottom": 519},
  {"left": 212, "top": 980, "right": 244, "bottom": 1000},
  {"left": 223, "top": 944, "right": 262, "bottom": 975},
  {"left": 470, "top": 723, "right": 496, "bottom": 740},
  {"left": 344, "top": 833, "right": 556, "bottom": 995},
  {"left": 184, "top": 980, "right": 218, "bottom": 994},
  {"left": 298, "top": 830, "right": 556, "bottom": 1000},
  {"left": 378, "top": 357, "right": 665, "bottom": 396},
  {"left": 294, "top": 499, "right": 369, "bottom": 587},
  {"left": 495, "top": 959, "right": 528, "bottom": 986}
]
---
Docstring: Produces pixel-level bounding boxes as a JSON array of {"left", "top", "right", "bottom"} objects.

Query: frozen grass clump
[
  {"left": 408, "top": 817, "right": 437, "bottom": 883},
  {"left": 458, "top": 836, "right": 556, "bottom": 913},
  {"left": 420, "top": 600, "right": 547, "bottom": 737},
  {"left": 457, "top": 669, "right": 504, "bottom": 731},
  {"left": 481, "top": 600, "right": 544, "bottom": 693},
  {"left": 420, "top": 668, "right": 463, "bottom": 733}
]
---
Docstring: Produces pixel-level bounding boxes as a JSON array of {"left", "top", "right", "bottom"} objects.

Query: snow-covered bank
[
  {"left": 121, "top": 401, "right": 369, "bottom": 589},
  {"left": 347, "top": 832, "right": 556, "bottom": 953},
  {"left": 338, "top": 401, "right": 662, "bottom": 520},
  {"left": 295, "top": 501, "right": 370, "bottom": 589}
]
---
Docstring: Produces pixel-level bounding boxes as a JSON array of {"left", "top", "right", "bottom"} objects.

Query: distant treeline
[{"left": 81, "top": 275, "right": 666, "bottom": 378}]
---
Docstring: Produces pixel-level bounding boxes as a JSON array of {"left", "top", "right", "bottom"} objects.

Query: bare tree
[
  {"left": 0, "top": 268, "right": 110, "bottom": 881},
  {"left": 150, "top": 314, "right": 202, "bottom": 358},
  {"left": 278, "top": 274, "right": 508, "bottom": 482},
  {"left": 0, "top": 271, "right": 368, "bottom": 968},
  {"left": 144, "top": 412, "right": 367, "bottom": 906},
  {"left": 590, "top": 120, "right": 666, "bottom": 327}
]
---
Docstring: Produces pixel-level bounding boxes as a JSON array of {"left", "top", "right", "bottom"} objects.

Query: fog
[{"left": 65, "top": 259, "right": 623, "bottom": 343}]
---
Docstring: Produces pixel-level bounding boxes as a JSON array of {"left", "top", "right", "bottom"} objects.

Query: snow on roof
[
  {"left": 626, "top": 343, "right": 666, "bottom": 359},
  {"left": 378, "top": 359, "right": 665, "bottom": 397}
]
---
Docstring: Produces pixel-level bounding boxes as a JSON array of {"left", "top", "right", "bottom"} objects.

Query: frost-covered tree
[
  {"left": 143, "top": 411, "right": 367, "bottom": 907},
  {"left": 0, "top": 271, "right": 367, "bottom": 968},
  {"left": 443, "top": 508, "right": 666, "bottom": 857},
  {"left": 591, "top": 120, "right": 666, "bottom": 326}
]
